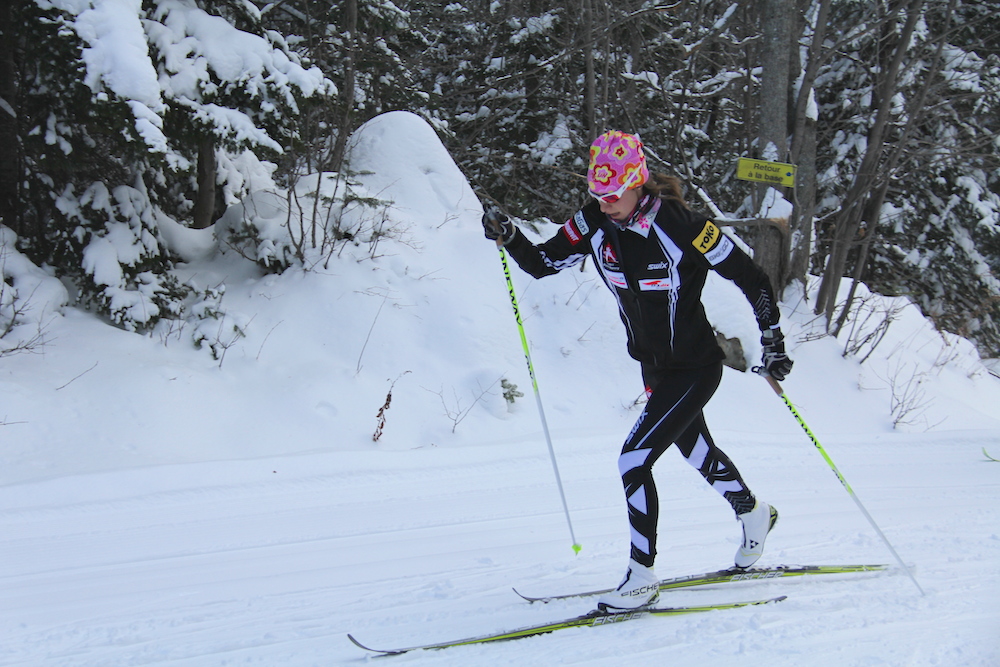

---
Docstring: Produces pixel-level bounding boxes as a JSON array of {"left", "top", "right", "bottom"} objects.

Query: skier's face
[{"left": 598, "top": 188, "right": 641, "bottom": 222}]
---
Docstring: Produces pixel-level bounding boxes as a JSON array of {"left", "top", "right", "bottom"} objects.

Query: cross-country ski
[
  {"left": 513, "top": 563, "right": 889, "bottom": 603},
  {"left": 348, "top": 596, "right": 786, "bottom": 655}
]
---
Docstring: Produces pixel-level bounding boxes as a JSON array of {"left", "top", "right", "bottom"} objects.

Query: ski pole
[
  {"left": 754, "top": 368, "right": 924, "bottom": 596},
  {"left": 497, "top": 241, "right": 582, "bottom": 555}
]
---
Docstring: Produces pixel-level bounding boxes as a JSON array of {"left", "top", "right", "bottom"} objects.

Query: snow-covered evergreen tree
[
  {"left": 415, "top": 3, "right": 587, "bottom": 223},
  {"left": 812, "top": 0, "right": 1000, "bottom": 354},
  {"left": 4, "top": 0, "right": 333, "bottom": 332},
  {"left": 4, "top": 0, "right": 997, "bottom": 361}
]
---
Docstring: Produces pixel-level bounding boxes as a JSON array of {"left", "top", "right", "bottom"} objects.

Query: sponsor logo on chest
[
  {"left": 638, "top": 278, "right": 673, "bottom": 291},
  {"left": 600, "top": 242, "right": 629, "bottom": 289},
  {"left": 601, "top": 242, "right": 620, "bottom": 271}
]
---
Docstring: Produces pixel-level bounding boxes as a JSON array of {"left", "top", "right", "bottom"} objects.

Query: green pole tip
[{"left": 572, "top": 543, "right": 582, "bottom": 555}]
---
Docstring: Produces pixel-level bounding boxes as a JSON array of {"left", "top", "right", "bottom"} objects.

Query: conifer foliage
[
  {"left": 1, "top": 0, "right": 333, "bottom": 332},
  {"left": 1, "top": 0, "right": 998, "bottom": 359}
]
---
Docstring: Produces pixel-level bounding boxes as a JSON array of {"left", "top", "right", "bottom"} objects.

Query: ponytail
[{"left": 643, "top": 173, "right": 689, "bottom": 209}]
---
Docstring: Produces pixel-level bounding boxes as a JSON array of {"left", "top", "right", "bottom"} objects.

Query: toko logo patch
[{"left": 694, "top": 221, "right": 720, "bottom": 254}]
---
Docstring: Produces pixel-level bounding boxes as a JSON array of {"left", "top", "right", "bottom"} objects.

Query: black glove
[
  {"left": 761, "top": 328, "right": 793, "bottom": 381},
  {"left": 482, "top": 205, "right": 515, "bottom": 246}
]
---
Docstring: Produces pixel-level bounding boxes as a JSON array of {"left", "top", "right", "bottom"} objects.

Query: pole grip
[{"left": 752, "top": 365, "right": 783, "bottom": 396}]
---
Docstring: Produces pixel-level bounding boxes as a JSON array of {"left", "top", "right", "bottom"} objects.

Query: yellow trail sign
[{"left": 736, "top": 158, "right": 797, "bottom": 187}]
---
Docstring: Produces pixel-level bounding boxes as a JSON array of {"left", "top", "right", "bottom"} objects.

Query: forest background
[{"left": 1, "top": 0, "right": 998, "bottom": 363}]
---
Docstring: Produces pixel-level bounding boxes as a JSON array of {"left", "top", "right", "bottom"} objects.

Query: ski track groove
[{"left": 3, "top": 430, "right": 999, "bottom": 665}]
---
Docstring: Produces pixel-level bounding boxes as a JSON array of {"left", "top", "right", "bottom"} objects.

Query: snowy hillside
[{"left": 2, "top": 112, "right": 999, "bottom": 665}]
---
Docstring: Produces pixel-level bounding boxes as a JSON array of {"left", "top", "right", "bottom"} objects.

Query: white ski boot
[
  {"left": 735, "top": 499, "right": 778, "bottom": 568},
  {"left": 597, "top": 559, "right": 660, "bottom": 611}
]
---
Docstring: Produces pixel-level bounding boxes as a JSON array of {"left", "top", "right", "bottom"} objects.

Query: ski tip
[
  {"left": 512, "top": 587, "right": 548, "bottom": 603},
  {"left": 347, "top": 633, "right": 401, "bottom": 655},
  {"left": 347, "top": 634, "right": 373, "bottom": 651}
]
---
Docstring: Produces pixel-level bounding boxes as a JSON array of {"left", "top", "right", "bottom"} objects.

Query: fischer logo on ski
[
  {"left": 591, "top": 609, "right": 647, "bottom": 625},
  {"left": 728, "top": 569, "right": 783, "bottom": 581}
]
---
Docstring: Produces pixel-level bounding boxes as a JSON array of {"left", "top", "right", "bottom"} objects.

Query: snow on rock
[{"left": 347, "top": 110, "right": 483, "bottom": 226}]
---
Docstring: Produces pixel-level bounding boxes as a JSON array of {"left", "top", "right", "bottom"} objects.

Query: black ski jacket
[{"left": 504, "top": 197, "right": 780, "bottom": 370}]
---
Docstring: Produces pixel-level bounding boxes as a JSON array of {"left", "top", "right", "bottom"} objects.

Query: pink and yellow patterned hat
[{"left": 587, "top": 131, "right": 649, "bottom": 200}]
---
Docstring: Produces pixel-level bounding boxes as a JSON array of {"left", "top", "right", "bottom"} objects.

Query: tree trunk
[
  {"left": 192, "top": 136, "right": 216, "bottom": 229},
  {"left": 582, "top": 0, "right": 596, "bottom": 140},
  {"left": 832, "top": 180, "right": 888, "bottom": 336},
  {"left": 787, "top": 119, "right": 817, "bottom": 288},
  {"left": 0, "top": 1, "right": 20, "bottom": 235},
  {"left": 786, "top": 0, "right": 832, "bottom": 288},
  {"left": 814, "top": 0, "right": 925, "bottom": 323},
  {"left": 754, "top": 0, "right": 794, "bottom": 290},
  {"left": 328, "top": 0, "right": 357, "bottom": 172}
]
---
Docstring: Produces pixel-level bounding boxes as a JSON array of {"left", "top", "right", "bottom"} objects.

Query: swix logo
[
  {"left": 647, "top": 261, "right": 670, "bottom": 271},
  {"left": 693, "top": 221, "right": 720, "bottom": 254},
  {"left": 627, "top": 409, "right": 648, "bottom": 442}
]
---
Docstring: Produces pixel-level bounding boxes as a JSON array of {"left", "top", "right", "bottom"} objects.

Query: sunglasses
[{"left": 589, "top": 170, "right": 641, "bottom": 204}]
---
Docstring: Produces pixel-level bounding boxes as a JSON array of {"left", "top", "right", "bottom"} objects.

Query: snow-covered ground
[{"left": 2, "top": 112, "right": 999, "bottom": 666}]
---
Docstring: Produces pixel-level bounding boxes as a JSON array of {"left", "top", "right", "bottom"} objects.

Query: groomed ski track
[{"left": 2, "top": 424, "right": 998, "bottom": 666}]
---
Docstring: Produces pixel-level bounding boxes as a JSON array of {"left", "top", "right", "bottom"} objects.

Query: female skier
[{"left": 482, "top": 130, "right": 793, "bottom": 611}]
